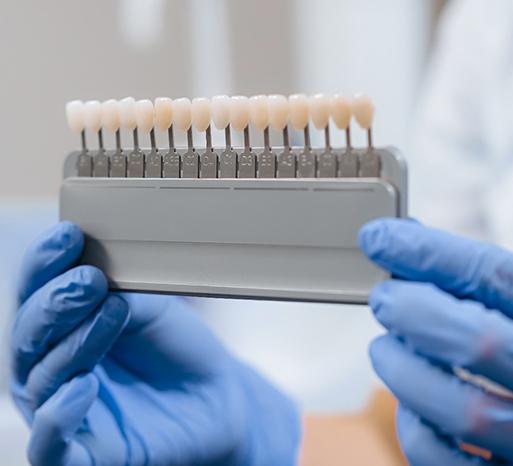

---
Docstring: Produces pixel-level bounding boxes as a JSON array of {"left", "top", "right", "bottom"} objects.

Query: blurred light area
[
  {"left": 186, "top": 0, "right": 233, "bottom": 96},
  {"left": 118, "top": 0, "right": 166, "bottom": 49},
  {"left": 196, "top": 297, "right": 384, "bottom": 412},
  {"left": 185, "top": 0, "right": 234, "bottom": 147},
  {"left": 294, "top": 0, "right": 431, "bottom": 149},
  {"left": 0, "top": 397, "right": 27, "bottom": 466}
]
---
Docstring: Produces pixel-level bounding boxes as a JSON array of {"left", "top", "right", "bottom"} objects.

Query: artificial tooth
[
  {"left": 155, "top": 97, "right": 175, "bottom": 153},
  {"left": 174, "top": 97, "right": 197, "bottom": 177},
  {"left": 250, "top": 95, "right": 275, "bottom": 178},
  {"left": 213, "top": 95, "right": 236, "bottom": 177},
  {"left": 66, "top": 100, "right": 85, "bottom": 135},
  {"left": 84, "top": 100, "right": 102, "bottom": 138}
]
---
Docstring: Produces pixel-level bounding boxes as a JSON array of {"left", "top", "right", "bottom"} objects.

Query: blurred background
[{"left": 1, "top": 0, "right": 448, "bottom": 463}]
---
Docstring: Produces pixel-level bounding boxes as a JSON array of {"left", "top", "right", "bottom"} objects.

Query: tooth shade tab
[
  {"left": 309, "top": 94, "right": 331, "bottom": 130},
  {"left": 66, "top": 100, "right": 85, "bottom": 133},
  {"left": 135, "top": 99, "right": 154, "bottom": 134},
  {"left": 84, "top": 100, "right": 102, "bottom": 133},
  {"left": 119, "top": 97, "right": 137, "bottom": 131},
  {"left": 212, "top": 95, "right": 230, "bottom": 130},
  {"left": 101, "top": 99, "right": 120, "bottom": 133},
  {"left": 192, "top": 97, "right": 212, "bottom": 132},
  {"left": 249, "top": 95, "right": 269, "bottom": 130},
  {"left": 331, "top": 95, "right": 352, "bottom": 129},
  {"left": 352, "top": 94, "right": 375, "bottom": 129},
  {"left": 154, "top": 97, "right": 173, "bottom": 131},
  {"left": 288, "top": 94, "right": 309, "bottom": 130},
  {"left": 173, "top": 98, "right": 192, "bottom": 132},
  {"left": 230, "top": 96, "right": 250, "bottom": 132},
  {"left": 268, "top": 94, "right": 289, "bottom": 131}
]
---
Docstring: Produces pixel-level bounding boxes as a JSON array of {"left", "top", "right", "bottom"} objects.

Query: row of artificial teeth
[{"left": 66, "top": 94, "right": 375, "bottom": 152}]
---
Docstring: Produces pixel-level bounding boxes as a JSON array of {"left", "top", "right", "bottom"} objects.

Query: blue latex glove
[
  {"left": 359, "top": 218, "right": 513, "bottom": 465},
  {"left": 11, "top": 221, "right": 300, "bottom": 466}
]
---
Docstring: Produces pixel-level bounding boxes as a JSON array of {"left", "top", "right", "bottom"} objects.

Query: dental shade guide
[
  {"left": 120, "top": 97, "right": 144, "bottom": 178},
  {"left": 289, "top": 94, "right": 313, "bottom": 177},
  {"left": 66, "top": 100, "right": 92, "bottom": 177},
  {"left": 61, "top": 93, "right": 407, "bottom": 304},
  {"left": 353, "top": 94, "right": 380, "bottom": 177},
  {"left": 213, "top": 95, "right": 237, "bottom": 178},
  {"left": 269, "top": 95, "right": 295, "bottom": 178},
  {"left": 309, "top": 94, "right": 332, "bottom": 178},
  {"left": 331, "top": 94, "right": 358, "bottom": 177},
  {"left": 84, "top": 100, "right": 108, "bottom": 178},
  {"left": 155, "top": 97, "right": 180, "bottom": 178},
  {"left": 102, "top": 99, "right": 125, "bottom": 177},
  {"left": 174, "top": 98, "right": 198, "bottom": 179},
  {"left": 250, "top": 95, "right": 275, "bottom": 178},
  {"left": 192, "top": 98, "right": 217, "bottom": 179},
  {"left": 135, "top": 100, "right": 160, "bottom": 178},
  {"left": 231, "top": 96, "right": 255, "bottom": 178}
]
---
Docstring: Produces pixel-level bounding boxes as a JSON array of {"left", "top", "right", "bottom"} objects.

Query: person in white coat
[{"left": 412, "top": 0, "right": 513, "bottom": 246}]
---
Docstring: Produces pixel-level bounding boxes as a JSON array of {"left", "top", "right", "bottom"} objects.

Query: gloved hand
[
  {"left": 359, "top": 218, "right": 513, "bottom": 465},
  {"left": 11, "top": 221, "right": 300, "bottom": 466}
]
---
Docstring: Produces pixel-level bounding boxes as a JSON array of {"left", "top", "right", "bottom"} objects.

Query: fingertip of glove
[
  {"left": 358, "top": 219, "right": 392, "bottom": 259},
  {"left": 73, "top": 373, "right": 100, "bottom": 398},
  {"left": 49, "top": 373, "right": 99, "bottom": 414},
  {"left": 38, "top": 221, "right": 84, "bottom": 259},
  {"left": 102, "top": 294, "right": 130, "bottom": 327},
  {"left": 359, "top": 218, "right": 422, "bottom": 259},
  {"left": 58, "top": 221, "right": 83, "bottom": 250},
  {"left": 73, "top": 265, "right": 109, "bottom": 296},
  {"left": 368, "top": 334, "right": 394, "bottom": 374},
  {"left": 368, "top": 281, "right": 391, "bottom": 312}
]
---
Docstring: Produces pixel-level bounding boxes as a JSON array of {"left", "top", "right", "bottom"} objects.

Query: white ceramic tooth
[
  {"left": 211, "top": 95, "right": 230, "bottom": 130},
  {"left": 309, "top": 94, "right": 331, "bottom": 130},
  {"left": 84, "top": 100, "right": 102, "bottom": 133},
  {"left": 172, "top": 98, "right": 192, "bottom": 132},
  {"left": 230, "top": 96, "right": 250, "bottom": 132},
  {"left": 249, "top": 95, "right": 269, "bottom": 130},
  {"left": 352, "top": 94, "right": 375, "bottom": 129},
  {"left": 288, "top": 94, "right": 309, "bottom": 130},
  {"left": 119, "top": 97, "right": 137, "bottom": 131},
  {"left": 331, "top": 94, "right": 352, "bottom": 129},
  {"left": 65, "top": 100, "right": 85, "bottom": 133},
  {"left": 192, "top": 97, "right": 212, "bottom": 132},
  {"left": 154, "top": 97, "right": 173, "bottom": 132},
  {"left": 135, "top": 99, "right": 154, "bottom": 134},
  {"left": 268, "top": 94, "right": 289, "bottom": 131},
  {"left": 101, "top": 99, "right": 120, "bottom": 133}
]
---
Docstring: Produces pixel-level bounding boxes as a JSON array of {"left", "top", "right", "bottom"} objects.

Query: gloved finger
[
  {"left": 396, "top": 405, "right": 493, "bottom": 466},
  {"left": 28, "top": 373, "right": 97, "bottom": 466},
  {"left": 359, "top": 218, "right": 513, "bottom": 317},
  {"left": 25, "top": 295, "right": 129, "bottom": 410},
  {"left": 18, "top": 221, "right": 84, "bottom": 305},
  {"left": 11, "top": 265, "right": 108, "bottom": 384},
  {"left": 370, "top": 335, "right": 513, "bottom": 461},
  {"left": 370, "top": 280, "right": 513, "bottom": 391}
]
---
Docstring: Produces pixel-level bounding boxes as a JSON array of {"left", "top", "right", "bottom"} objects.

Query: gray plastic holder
[{"left": 60, "top": 147, "right": 407, "bottom": 303}]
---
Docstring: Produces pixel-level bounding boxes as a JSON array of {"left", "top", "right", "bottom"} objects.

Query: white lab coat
[{"left": 411, "top": 0, "right": 513, "bottom": 248}]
